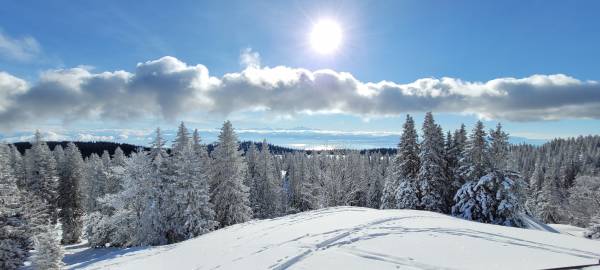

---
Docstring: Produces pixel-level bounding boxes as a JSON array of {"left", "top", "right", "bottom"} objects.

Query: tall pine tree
[
  {"left": 252, "top": 140, "right": 282, "bottom": 218},
  {"left": 390, "top": 115, "right": 420, "bottom": 210},
  {"left": 418, "top": 112, "right": 448, "bottom": 213},
  {"left": 58, "top": 142, "right": 84, "bottom": 244},
  {"left": 210, "top": 121, "right": 252, "bottom": 227},
  {"left": 0, "top": 144, "right": 29, "bottom": 269},
  {"left": 24, "top": 131, "right": 59, "bottom": 224}
]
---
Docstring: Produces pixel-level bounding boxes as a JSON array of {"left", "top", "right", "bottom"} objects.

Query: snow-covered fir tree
[
  {"left": 162, "top": 122, "right": 216, "bottom": 243},
  {"left": 322, "top": 152, "right": 363, "bottom": 207},
  {"left": 298, "top": 153, "right": 323, "bottom": 211},
  {"left": 245, "top": 142, "right": 259, "bottom": 209},
  {"left": 585, "top": 214, "right": 600, "bottom": 240},
  {"left": 285, "top": 152, "right": 307, "bottom": 210},
  {"left": 567, "top": 175, "right": 600, "bottom": 227},
  {"left": 387, "top": 115, "right": 420, "bottom": 210},
  {"left": 8, "top": 145, "right": 26, "bottom": 189},
  {"left": 348, "top": 152, "right": 369, "bottom": 207},
  {"left": 86, "top": 149, "right": 163, "bottom": 247},
  {"left": 380, "top": 162, "right": 398, "bottom": 209},
  {"left": 458, "top": 121, "right": 488, "bottom": 182},
  {"left": 24, "top": 131, "right": 59, "bottom": 224},
  {"left": 112, "top": 147, "right": 126, "bottom": 166},
  {"left": 453, "top": 124, "right": 527, "bottom": 227},
  {"left": 418, "top": 112, "right": 448, "bottom": 213},
  {"left": 445, "top": 125, "right": 466, "bottom": 205},
  {"left": 192, "top": 129, "right": 210, "bottom": 164},
  {"left": 58, "top": 142, "right": 84, "bottom": 244},
  {"left": 210, "top": 121, "right": 252, "bottom": 227},
  {"left": 101, "top": 150, "right": 111, "bottom": 169},
  {"left": 53, "top": 145, "right": 65, "bottom": 180},
  {"left": 366, "top": 152, "right": 385, "bottom": 209},
  {"left": 83, "top": 154, "right": 108, "bottom": 212},
  {"left": 488, "top": 124, "right": 527, "bottom": 227},
  {"left": 450, "top": 124, "right": 468, "bottom": 187},
  {"left": 86, "top": 132, "right": 167, "bottom": 247},
  {"left": 150, "top": 127, "right": 168, "bottom": 164},
  {"left": 251, "top": 140, "right": 282, "bottom": 218},
  {"left": 488, "top": 124, "right": 510, "bottom": 171},
  {"left": 144, "top": 129, "right": 170, "bottom": 245},
  {"left": 534, "top": 170, "right": 565, "bottom": 224},
  {"left": 0, "top": 144, "right": 29, "bottom": 270},
  {"left": 105, "top": 147, "right": 125, "bottom": 195},
  {"left": 32, "top": 225, "right": 64, "bottom": 270}
]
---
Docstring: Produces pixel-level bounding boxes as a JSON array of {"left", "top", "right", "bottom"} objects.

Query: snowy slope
[
  {"left": 549, "top": 224, "right": 589, "bottom": 238},
  {"left": 520, "top": 213, "right": 561, "bottom": 233},
  {"left": 64, "top": 207, "right": 600, "bottom": 270}
]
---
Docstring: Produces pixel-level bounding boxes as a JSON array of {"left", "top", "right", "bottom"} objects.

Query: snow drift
[{"left": 64, "top": 207, "right": 600, "bottom": 270}]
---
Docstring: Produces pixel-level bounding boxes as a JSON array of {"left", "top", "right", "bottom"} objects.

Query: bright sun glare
[{"left": 310, "top": 19, "right": 342, "bottom": 54}]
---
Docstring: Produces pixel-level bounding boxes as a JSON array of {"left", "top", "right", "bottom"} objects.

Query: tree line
[{"left": 1, "top": 114, "right": 599, "bottom": 269}]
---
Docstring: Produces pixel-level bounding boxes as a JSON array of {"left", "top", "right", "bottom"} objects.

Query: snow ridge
[{"left": 62, "top": 207, "right": 600, "bottom": 270}]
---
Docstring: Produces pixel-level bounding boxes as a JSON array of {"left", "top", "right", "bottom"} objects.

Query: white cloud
[
  {"left": 240, "top": 48, "right": 261, "bottom": 69},
  {"left": 0, "top": 130, "right": 70, "bottom": 143},
  {"left": 0, "top": 31, "right": 41, "bottom": 61},
  {"left": 0, "top": 72, "right": 28, "bottom": 111},
  {"left": 74, "top": 133, "right": 115, "bottom": 141},
  {"left": 0, "top": 54, "right": 599, "bottom": 130}
]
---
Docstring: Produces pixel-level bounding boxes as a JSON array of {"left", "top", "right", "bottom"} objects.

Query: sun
[{"left": 310, "top": 19, "right": 342, "bottom": 54}]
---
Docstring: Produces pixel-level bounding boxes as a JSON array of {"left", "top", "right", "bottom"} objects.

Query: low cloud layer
[{"left": 0, "top": 55, "right": 599, "bottom": 130}]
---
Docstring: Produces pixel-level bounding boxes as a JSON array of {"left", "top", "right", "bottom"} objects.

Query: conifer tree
[
  {"left": 210, "top": 121, "right": 252, "bottom": 227},
  {"left": 453, "top": 123, "right": 526, "bottom": 227},
  {"left": 459, "top": 121, "right": 488, "bottom": 181},
  {"left": 252, "top": 140, "right": 282, "bottom": 218},
  {"left": 391, "top": 114, "right": 421, "bottom": 210},
  {"left": 298, "top": 154, "right": 323, "bottom": 211},
  {"left": 451, "top": 124, "right": 468, "bottom": 186},
  {"left": 567, "top": 175, "right": 600, "bottom": 227},
  {"left": 105, "top": 146, "right": 126, "bottom": 195},
  {"left": 0, "top": 144, "right": 29, "bottom": 269},
  {"left": 111, "top": 147, "right": 126, "bottom": 167},
  {"left": 24, "top": 131, "right": 59, "bottom": 224},
  {"left": 535, "top": 172, "right": 564, "bottom": 223},
  {"left": 162, "top": 122, "right": 216, "bottom": 242},
  {"left": 101, "top": 150, "right": 111, "bottom": 169},
  {"left": 585, "top": 214, "right": 600, "bottom": 240},
  {"left": 86, "top": 149, "right": 165, "bottom": 247},
  {"left": 83, "top": 154, "right": 108, "bottom": 212},
  {"left": 8, "top": 145, "right": 26, "bottom": 189},
  {"left": 245, "top": 142, "right": 259, "bottom": 208},
  {"left": 149, "top": 127, "right": 167, "bottom": 165},
  {"left": 53, "top": 145, "right": 65, "bottom": 180},
  {"left": 58, "top": 142, "right": 84, "bottom": 244},
  {"left": 418, "top": 112, "right": 447, "bottom": 212},
  {"left": 192, "top": 129, "right": 211, "bottom": 185},
  {"left": 192, "top": 129, "right": 210, "bottom": 167},
  {"left": 366, "top": 153, "right": 384, "bottom": 209},
  {"left": 32, "top": 226, "right": 64, "bottom": 270},
  {"left": 489, "top": 123, "right": 510, "bottom": 171}
]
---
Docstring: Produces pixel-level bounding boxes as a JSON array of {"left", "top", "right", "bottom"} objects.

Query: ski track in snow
[
  {"left": 340, "top": 247, "right": 457, "bottom": 270},
  {"left": 270, "top": 216, "right": 448, "bottom": 269}
]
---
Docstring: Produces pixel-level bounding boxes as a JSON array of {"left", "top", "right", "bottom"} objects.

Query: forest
[{"left": 1, "top": 112, "right": 599, "bottom": 269}]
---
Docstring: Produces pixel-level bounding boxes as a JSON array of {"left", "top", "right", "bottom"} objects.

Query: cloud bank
[{"left": 0, "top": 55, "right": 599, "bottom": 129}]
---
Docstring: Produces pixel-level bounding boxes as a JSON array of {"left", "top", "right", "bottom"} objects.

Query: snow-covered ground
[
  {"left": 549, "top": 224, "right": 589, "bottom": 238},
  {"left": 63, "top": 207, "right": 600, "bottom": 270}
]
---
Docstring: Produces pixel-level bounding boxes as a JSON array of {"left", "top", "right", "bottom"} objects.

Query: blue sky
[{"left": 0, "top": 0, "right": 599, "bottom": 147}]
